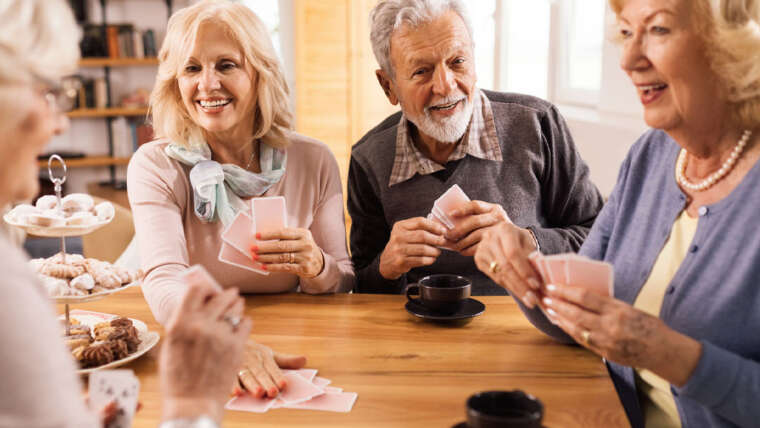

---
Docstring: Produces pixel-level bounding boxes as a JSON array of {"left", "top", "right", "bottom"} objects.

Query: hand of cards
[
  {"left": 226, "top": 368, "right": 358, "bottom": 413},
  {"left": 529, "top": 252, "right": 613, "bottom": 297},
  {"left": 218, "top": 196, "right": 287, "bottom": 275},
  {"left": 89, "top": 369, "right": 140, "bottom": 428},
  {"left": 426, "top": 184, "right": 471, "bottom": 230}
]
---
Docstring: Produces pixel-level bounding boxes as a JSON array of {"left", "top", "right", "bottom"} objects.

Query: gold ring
[
  {"left": 581, "top": 330, "right": 592, "bottom": 345},
  {"left": 289, "top": 252, "right": 295, "bottom": 264},
  {"left": 238, "top": 369, "right": 251, "bottom": 378},
  {"left": 489, "top": 260, "right": 500, "bottom": 274}
]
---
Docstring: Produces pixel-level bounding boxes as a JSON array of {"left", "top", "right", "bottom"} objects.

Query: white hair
[
  {"left": 610, "top": 0, "right": 760, "bottom": 128},
  {"left": 369, "top": 0, "right": 473, "bottom": 78},
  {"left": 0, "top": 0, "right": 80, "bottom": 85}
]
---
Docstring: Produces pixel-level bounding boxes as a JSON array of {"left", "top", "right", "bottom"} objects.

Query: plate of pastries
[
  {"left": 62, "top": 310, "right": 160, "bottom": 374},
  {"left": 31, "top": 253, "right": 144, "bottom": 303},
  {"left": 4, "top": 193, "right": 114, "bottom": 237}
]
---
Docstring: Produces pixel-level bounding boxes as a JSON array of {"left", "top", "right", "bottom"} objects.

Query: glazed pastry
[
  {"left": 91, "top": 285, "right": 109, "bottom": 294},
  {"left": 71, "top": 345, "right": 88, "bottom": 364},
  {"left": 65, "top": 336, "right": 92, "bottom": 350},
  {"left": 62, "top": 193, "right": 94, "bottom": 214},
  {"left": 70, "top": 273, "right": 95, "bottom": 292},
  {"left": 81, "top": 342, "right": 114, "bottom": 367},
  {"left": 93, "top": 325, "right": 116, "bottom": 341},
  {"left": 39, "top": 261, "right": 86, "bottom": 279},
  {"left": 111, "top": 265, "right": 132, "bottom": 284},
  {"left": 26, "top": 213, "right": 65, "bottom": 228},
  {"left": 65, "top": 212, "right": 97, "bottom": 226},
  {"left": 48, "top": 253, "right": 85, "bottom": 264},
  {"left": 7, "top": 204, "right": 37, "bottom": 223},
  {"left": 39, "top": 274, "right": 71, "bottom": 297},
  {"left": 84, "top": 259, "right": 122, "bottom": 289},
  {"left": 110, "top": 317, "right": 133, "bottom": 328},
  {"left": 65, "top": 324, "right": 91, "bottom": 336},
  {"left": 35, "top": 195, "right": 58, "bottom": 211},
  {"left": 94, "top": 201, "right": 114, "bottom": 221}
]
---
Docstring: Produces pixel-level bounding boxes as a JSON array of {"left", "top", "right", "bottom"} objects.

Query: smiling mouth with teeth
[
  {"left": 198, "top": 99, "right": 232, "bottom": 108},
  {"left": 639, "top": 84, "right": 668, "bottom": 95},
  {"left": 429, "top": 99, "right": 461, "bottom": 111}
]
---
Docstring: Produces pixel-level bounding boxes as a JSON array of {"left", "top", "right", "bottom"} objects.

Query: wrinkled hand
[
  {"left": 474, "top": 221, "right": 541, "bottom": 307},
  {"left": 446, "top": 201, "right": 511, "bottom": 256},
  {"left": 542, "top": 283, "right": 702, "bottom": 386},
  {"left": 160, "top": 281, "right": 252, "bottom": 423},
  {"left": 252, "top": 228, "right": 325, "bottom": 278},
  {"left": 379, "top": 217, "right": 447, "bottom": 280},
  {"left": 235, "top": 341, "right": 307, "bottom": 398}
]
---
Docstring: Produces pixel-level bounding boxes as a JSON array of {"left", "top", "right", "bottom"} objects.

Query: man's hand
[
  {"left": 379, "top": 217, "right": 447, "bottom": 280},
  {"left": 446, "top": 201, "right": 511, "bottom": 256}
]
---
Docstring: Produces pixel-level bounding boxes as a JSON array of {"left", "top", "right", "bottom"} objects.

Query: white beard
[{"left": 406, "top": 94, "right": 474, "bottom": 144}]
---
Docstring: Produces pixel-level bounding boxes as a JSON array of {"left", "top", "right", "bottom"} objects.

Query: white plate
[
  {"left": 61, "top": 310, "right": 161, "bottom": 375},
  {"left": 54, "top": 281, "right": 141, "bottom": 304},
  {"left": 3, "top": 213, "right": 112, "bottom": 237}
]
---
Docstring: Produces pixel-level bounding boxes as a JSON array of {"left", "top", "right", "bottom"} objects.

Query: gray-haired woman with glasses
[{"left": 0, "top": 1, "right": 250, "bottom": 427}]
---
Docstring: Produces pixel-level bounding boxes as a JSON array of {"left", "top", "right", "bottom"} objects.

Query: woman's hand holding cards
[{"left": 251, "top": 228, "right": 325, "bottom": 278}]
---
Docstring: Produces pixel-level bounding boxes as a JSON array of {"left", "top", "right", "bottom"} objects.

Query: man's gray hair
[{"left": 370, "top": 0, "right": 473, "bottom": 78}]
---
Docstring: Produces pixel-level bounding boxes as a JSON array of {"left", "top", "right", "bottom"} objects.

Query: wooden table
[{"left": 60, "top": 287, "right": 628, "bottom": 427}]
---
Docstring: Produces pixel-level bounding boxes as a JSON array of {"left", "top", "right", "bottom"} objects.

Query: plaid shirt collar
[{"left": 389, "top": 89, "right": 502, "bottom": 187}]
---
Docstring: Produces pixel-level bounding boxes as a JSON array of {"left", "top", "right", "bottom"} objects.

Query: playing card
[
  {"left": 251, "top": 196, "right": 287, "bottom": 236},
  {"left": 283, "top": 368, "right": 318, "bottom": 382},
  {"left": 283, "top": 392, "right": 358, "bottom": 413},
  {"left": 566, "top": 258, "right": 613, "bottom": 297},
  {"left": 528, "top": 251, "right": 549, "bottom": 284},
  {"left": 312, "top": 376, "right": 331, "bottom": 388},
  {"left": 278, "top": 371, "right": 325, "bottom": 404},
  {"left": 180, "top": 264, "right": 223, "bottom": 293},
  {"left": 431, "top": 205, "right": 455, "bottom": 229},
  {"left": 89, "top": 370, "right": 140, "bottom": 428},
  {"left": 225, "top": 393, "right": 276, "bottom": 413},
  {"left": 324, "top": 386, "right": 343, "bottom": 393},
  {"left": 433, "top": 184, "right": 470, "bottom": 227},
  {"left": 543, "top": 256, "right": 569, "bottom": 285},
  {"left": 221, "top": 212, "right": 257, "bottom": 257},
  {"left": 218, "top": 241, "right": 269, "bottom": 276}
]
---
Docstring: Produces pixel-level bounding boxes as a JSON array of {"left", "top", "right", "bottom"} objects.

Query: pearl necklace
[{"left": 676, "top": 129, "right": 752, "bottom": 192}]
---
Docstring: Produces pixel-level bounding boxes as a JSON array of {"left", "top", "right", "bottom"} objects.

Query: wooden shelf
[
  {"left": 38, "top": 156, "right": 130, "bottom": 169},
  {"left": 79, "top": 57, "right": 159, "bottom": 67},
  {"left": 67, "top": 107, "right": 148, "bottom": 118}
]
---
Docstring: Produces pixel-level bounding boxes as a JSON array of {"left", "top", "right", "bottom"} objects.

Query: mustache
[{"left": 424, "top": 94, "right": 467, "bottom": 112}]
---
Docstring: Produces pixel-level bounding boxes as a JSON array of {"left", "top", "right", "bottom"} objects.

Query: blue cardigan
[{"left": 521, "top": 129, "right": 760, "bottom": 427}]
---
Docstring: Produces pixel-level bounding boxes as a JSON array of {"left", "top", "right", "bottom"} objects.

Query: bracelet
[
  {"left": 159, "top": 416, "right": 219, "bottom": 428},
  {"left": 526, "top": 226, "right": 541, "bottom": 253}
]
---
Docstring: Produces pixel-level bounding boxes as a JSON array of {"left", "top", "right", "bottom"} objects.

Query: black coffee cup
[
  {"left": 466, "top": 390, "right": 543, "bottom": 428},
  {"left": 404, "top": 274, "right": 471, "bottom": 314}
]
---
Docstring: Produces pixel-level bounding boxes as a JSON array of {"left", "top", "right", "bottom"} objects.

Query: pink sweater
[{"left": 127, "top": 133, "right": 354, "bottom": 325}]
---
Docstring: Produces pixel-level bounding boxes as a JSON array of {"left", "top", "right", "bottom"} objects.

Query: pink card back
[
  {"left": 218, "top": 241, "right": 269, "bottom": 276},
  {"left": 277, "top": 372, "right": 325, "bottom": 404},
  {"left": 283, "top": 392, "right": 358, "bottom": 413},
  {"left": 543, "top": 256, "right": 569, "bottom": 285},
  {"left": 252, "top": 196, "right": 286, "bottom": 235},
  {"left": 225, "top": 394, "right": 275, "bottom": 413},
  {"left": 221, "top": 212, "right": 257, "bottom": 255},
  {"left": 567, "top": 258, "right": 613, "bottom": 297}
]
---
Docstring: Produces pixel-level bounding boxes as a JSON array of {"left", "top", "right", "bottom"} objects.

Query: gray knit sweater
[{"left": 348, "top": 90, "right": 604, "bottom": 294}]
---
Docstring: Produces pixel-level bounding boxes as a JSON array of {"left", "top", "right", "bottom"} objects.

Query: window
[{"left": 238, "top": 0, "right": 282, "bottom": 58}]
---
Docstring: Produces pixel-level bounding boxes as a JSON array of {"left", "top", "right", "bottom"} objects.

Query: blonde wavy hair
[
  {"left": 610, "top": 0, "right": 760, "bottom": 129},
  {"left": 150, "top": 0, "right": 292, "bottom": 149}
]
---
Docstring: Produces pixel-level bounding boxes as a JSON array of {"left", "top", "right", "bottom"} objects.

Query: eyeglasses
[{"left": 36, "top": 75, "right": 82, "bottom": 113}]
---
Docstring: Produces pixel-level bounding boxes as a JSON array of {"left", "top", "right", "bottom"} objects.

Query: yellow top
[{"left": 633, "top": 210, "right": 698, "bottom": 428}]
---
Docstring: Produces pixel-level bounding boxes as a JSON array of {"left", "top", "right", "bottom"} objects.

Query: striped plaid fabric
[{"left": 389, "top": 89, "right": 502, "bottom": 187}]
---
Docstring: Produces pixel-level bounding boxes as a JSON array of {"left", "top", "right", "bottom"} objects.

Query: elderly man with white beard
[{"left": 348, "top": 0, "right": 604, "bottom": 295}]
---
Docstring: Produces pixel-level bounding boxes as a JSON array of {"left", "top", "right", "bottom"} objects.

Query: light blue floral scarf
[{"left": 165, "top": 137, "right": 286, "bottom": 226}]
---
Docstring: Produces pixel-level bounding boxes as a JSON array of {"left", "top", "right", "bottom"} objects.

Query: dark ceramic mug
[
  {"left": 403, "top": 274, "right": 471, "bottom": 314},
  {"left": 466, "top": 390, "right": 543, "bottom": 428}
]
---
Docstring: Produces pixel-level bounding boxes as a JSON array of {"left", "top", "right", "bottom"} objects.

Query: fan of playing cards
[
  {"left": 226, "top": 368, "right": 358, "bottom": 413},
  {"left": 219, "top": 196, "right": 287, "bottom": 274},
  {"left": 529, "top": 252, "right": 614, "bottom": 297}
]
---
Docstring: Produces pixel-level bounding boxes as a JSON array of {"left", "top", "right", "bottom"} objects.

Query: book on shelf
[{"left": 80, "top": 23, "right": 157, "bottom": 59}]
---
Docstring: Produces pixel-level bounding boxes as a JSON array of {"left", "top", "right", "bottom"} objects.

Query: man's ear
[{"left": 375, "top": 69, "right": 399, "bottom": 105}]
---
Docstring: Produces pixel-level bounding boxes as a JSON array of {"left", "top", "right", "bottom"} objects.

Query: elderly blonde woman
[
  {"left": 127, "top": 0, "right": 354, "bottom": 398},
  {"left": 0, "top": 1, "right": 251, "bottom": 428},
  {"left": 475, "top": 0, "right": 760, "bottom": 427}
]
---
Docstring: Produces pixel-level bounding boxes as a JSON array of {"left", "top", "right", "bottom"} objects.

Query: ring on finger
[
  {"left": 289, "top": 252, "right": 295, "bottom": 264},
  {"left": 238, "top": 369, "right": 252, "bottom": 378},
  {"left": 223, "top": 313, "right": 241, "bottom": 329},
  {"left": 581, "top": 329, "right": 592, "bottom": 346},
  {"left": 489, "top": 260, "right": 501, "bottom": 274}
]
